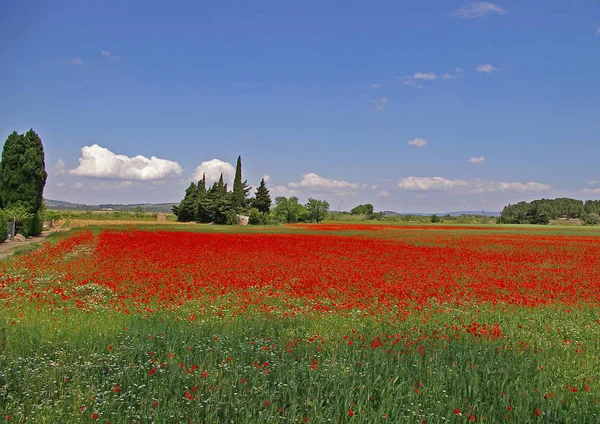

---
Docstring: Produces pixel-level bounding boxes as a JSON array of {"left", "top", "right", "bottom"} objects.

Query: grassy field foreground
[{"left": 1, "top": 224, "right": 600, "bottom": 423}]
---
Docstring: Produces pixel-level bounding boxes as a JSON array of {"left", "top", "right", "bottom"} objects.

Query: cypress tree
[
  {"left": 253, "top": 178, "right": 271, "bottom": 213},
  {"left": 196, "top": 173, "right": 206, "bottom": 196},
  {"left": 232, "top": 156, "right": 251, "bottom": 212},
  {"left": 217, "top": 173, "right": 225, "bottom": 193},
  {"left": 0, "top": 129, "right": 47, "bottom": 213}
]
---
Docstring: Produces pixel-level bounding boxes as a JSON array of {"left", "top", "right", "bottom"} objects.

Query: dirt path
[{"left": 0, "top": 229, "right": 65, "bottom": 261}]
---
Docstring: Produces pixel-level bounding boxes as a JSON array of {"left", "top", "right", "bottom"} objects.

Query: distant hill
[
  {"left": 46, "top": 199, "right": 177, "bottom": 213},
  {"left": 384, "top": 210, "right": 500, "bottom": 217}
]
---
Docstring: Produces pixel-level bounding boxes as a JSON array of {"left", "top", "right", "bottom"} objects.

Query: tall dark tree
[
  {"left": 174, "top": 182, "right": 197, "bottom": 222},
  {"left": 196, "top": 173, "right": 206, "bottom": 197},
  {"left": 0, "top": 130, "right": 47, "bottom": 213},
  {"left": 232, "top": 156, "right": 251, "bottom": 212},
  {"left": 253, "top": 178, "right": 271, "bottom": 213},
  {"left": 217, "top": 173, "right": 225, "bottom": 193}
]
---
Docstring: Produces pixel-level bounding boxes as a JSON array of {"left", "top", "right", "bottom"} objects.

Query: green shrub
[
  {"left": 29, "top": 211, "right": 43, "bottom": 236},
  {"left": 582, "top": 213, "right": 600, "bottom": 226},
  {"left": 249, "top": 208, "right": 262, "bottom": 225},
  {"left": 0, "top": 210, "right": 7, "bottom": 242}
]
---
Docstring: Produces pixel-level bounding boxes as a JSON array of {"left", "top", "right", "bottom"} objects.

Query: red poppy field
[{"left": 1, "top": 224, "right": 600, "bottom": 422}]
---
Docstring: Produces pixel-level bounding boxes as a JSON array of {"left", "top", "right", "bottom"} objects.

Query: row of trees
[
  {"left": 172, "top": 156, "right": 331, "bottom": 224},
  {"left": 499, "top": 198, "right": 600, "bottom": 225},
  {"left": 0, "top": 130, "right": 47, "bottom": 240}
]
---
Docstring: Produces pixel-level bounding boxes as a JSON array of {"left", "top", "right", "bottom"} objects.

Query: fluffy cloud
[
  {"left": 69, "top": 144, "right": 183, "bottom": 180},
  {"left": 263, "top": 175, "right": 271, "bottom": 183},
  {"left": 597, "top": 22, "right": 600, "bottom": 35},
  {"left": 271, "top": 185, "right": 298, "bottom": 196},
  {"left": 408, "top": 137, "right": 428, "bottom": 147},
  {"left": 70, "top": 58, "right": 84, "bottom": 66},
  {"left": 289, "top": 173, "right": 361, "bottom": 191},
  {"left": 584, "top": 188, "right": 600, "bottom": 194},
  {"left": 193, "top": 159, "right": 235, "bottom": 184},
  {"left": 376, "top": 190, "right": 390, "bottom": 197},
  {"left": 74, "top": 183, "right": 84, "bottom": 189},
  {"left": 468, "top": 156, "right": 485, "bottom": 164},
  {"left": 53, "top": 159, "right": 66, "bottom": 176},
  {"left": 397, "top": 177, "right": 551, "bottom": 194},
  {"left": 476, "top": 64, "right": 497, "bottom": 73},
  {"left": 588, "top": 180, "right": 598, "bottom": 185},
  {"left": 101, "top": 50, "right": 118, "bottom": 60},
  {"left": 412, "top": 72, "right": 437, "bottom": 80},
  {"left": 371, "top": 184, "right": 380, "bottom": 190},
  {"left": 450, "top": 2, "right": 505, "bottom": 18},
  {"left": 402, "top": 72, "right": 437, "bottom": 89}
]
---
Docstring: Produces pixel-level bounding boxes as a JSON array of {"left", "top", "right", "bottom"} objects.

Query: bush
[
  {"left": 431, "top": 214, "right": 440, "bottom": 223},
  {"left": 249, "top": 208, "right": 271, "bottom": 225},
  {"left": 0, "top": 210, "right": 7, "bottom": 242},
  {"left": 29, "top": 211, "right": 43, "bottom": 236},
  {"left": 249, "top": 208, "right": 262, "bottom": 225},
  {"left": 582, "top": 213, "right": 600, "bottom": 226}
]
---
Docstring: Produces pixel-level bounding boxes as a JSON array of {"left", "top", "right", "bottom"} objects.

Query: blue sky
[{"left": 1, "top": 0, "right": 599, "bottom": 212}]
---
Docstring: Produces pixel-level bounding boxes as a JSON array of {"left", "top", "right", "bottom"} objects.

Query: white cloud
[
  {"left": 376, "top": 190, "right": 390, "bottom": 197},
  {"left": 443, "top": 68, "right": 464, "bottom": 79},
  {"left": 413, "top": 72, "right": 437, "bottom": 80},
  {"left": 101, "top": 50, "right": 118, "bottom": 60},
  {"left": 91, "top": 181, "right": 133, "bottom": 191},
  {"left": 263, "top": 175, "right": 271, "bottom": 183},
  {"left": 69, "top": 144, "right": 183, "bottom": 180},
  {"left": 271, "top": 185, "right": 298, "bottom": 196},
  {"left": 56, "top": 182, "right": 67, "bottom": 189},
  {"left": 371, "top": 97, "right": 388, "bottom": 111},
  {"left": 408, "top": 137, "right": 428, "bottom": 147},
  {"left": 588, "top": 180, "right": 598, "bottom": 186},
  {"left": 70, "top": 58, "right": 84, "bottom": 66},
  {"left": 372, "top": 83, "right": 381, "bottom": 88},
  {"left": 476, "top": 63, "right": 497, "bottom": 73},
  {"left": 584, "top": 188, "right": 600, "bottom": 194},
  {"left": 53, "top": 159, "right": 66, "bottom": 176},
  {"left": 403, "top": 79, "right": 423, "bottom": 89},
  {"left": 397, "top": 176, "right": 551, "bottom": 194},
  {"left": 74, "top": 183, "right": 84, "bottom": 189},
  {"left": 289, "top": 173, "right": 361, "bottom": 191},
  {"left": 450, "top": 2, "right": 506, "bottom": 18},
  {"left": 597, "top": 22, "right": 600, "bottom": 35},
  {"left": 468, "top": 156, "right": 485, "bottom": 164},
  {"left": 371, "top": 184, "right": 380, "bottom": 190},
  {"left": 193, "top": 159, "right": 235, "bottom": 184}
]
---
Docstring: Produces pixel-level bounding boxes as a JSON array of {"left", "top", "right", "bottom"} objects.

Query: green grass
[
  {"left": 2, "top": 224, "right": 600, "bottom": 422},
  {"left": 1, "top": 301, "right": 599, "bottom": 423}
]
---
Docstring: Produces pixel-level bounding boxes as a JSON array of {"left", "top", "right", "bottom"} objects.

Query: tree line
[
  {"left": 499, "top": 198, "right": 600, "bottom": 225},
  {"left": 172, "top": 156, "right": 331, "bottom": 224},
  {"left": 0, "top": 130, "right": 47, "bottom": 240}
]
